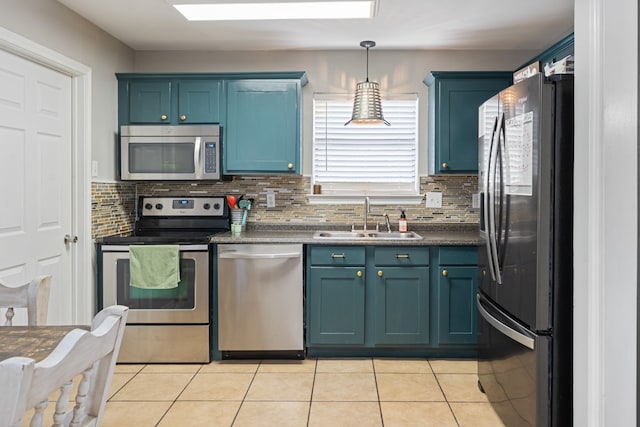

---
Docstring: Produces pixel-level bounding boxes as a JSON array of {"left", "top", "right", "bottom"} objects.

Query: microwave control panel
[{"left": 204, "top": 142, "right": 217, "bottom": 173}]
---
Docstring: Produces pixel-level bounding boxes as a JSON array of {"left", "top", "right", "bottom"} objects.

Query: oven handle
[
  {"left": 219, "top": 251, "right": 301, "bottom": 260},
  {"left": 100, "top": 244, "right": 209, "bottom": 252}
]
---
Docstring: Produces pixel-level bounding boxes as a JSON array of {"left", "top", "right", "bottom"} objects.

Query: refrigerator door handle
[
  {"left": 483, "top": 116, "right": 498, "bottom": 281},
  {"left": 477, "top": 294, "right": 535, "bottom": 350},
  {"left": 488, "top": 113, "right": 504, "bottom": 284}
]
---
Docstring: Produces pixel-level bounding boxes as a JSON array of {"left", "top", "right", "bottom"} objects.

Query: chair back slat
[
  {"left": 0, "top": 305, "right": 128, "bottom": 427},
  {"left": 0, "top": 275, "right": 52, "bottom": 326}
]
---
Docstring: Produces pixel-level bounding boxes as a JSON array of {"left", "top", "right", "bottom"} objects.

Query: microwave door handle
[
  {"left": 484, "top": 116, "right": 498, "bottom": 282},
  {"left": 194, "top": 137, "right": 202, "bottom": 179}
]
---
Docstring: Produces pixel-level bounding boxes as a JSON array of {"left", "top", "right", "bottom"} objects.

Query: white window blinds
[{"left": 312, "top": 94, "right": 419, "bottom": 196}]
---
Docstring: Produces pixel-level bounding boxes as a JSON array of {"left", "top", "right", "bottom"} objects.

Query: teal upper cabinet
[
  {"left": 119, "top": 76, "right": 222, "bottom": 125},
  {"left": 128, "top": 80, "right": 172, "bottom": 124},
  {"left": 424, "top": 72, "right": 511, "bottom": 174},
  {"left": 518, "top": 33, "right": 574, "bottom": 71},
  {"left": 225, "top": 80, "right": 302, "bottom": 174},
  {"left": 177, "top": 80, "right": 222, "bottom": 124}
]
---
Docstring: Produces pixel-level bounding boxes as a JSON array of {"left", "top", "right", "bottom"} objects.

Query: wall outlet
[
  {"left": 425, "top": 191, "right": 442, "bottom": 208},
  {"left": 91, "top": 160, "right": 98, "bottom": 177},
  {"left": 472, "top": 193, "right": 480, "bottom": 209},
  {"left": 266, "top": 192, "right": 276, "bottom": 208}
]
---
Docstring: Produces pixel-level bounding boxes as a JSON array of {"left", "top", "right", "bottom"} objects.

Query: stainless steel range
[{"left": 97, "top": 196, "right": 229, "bottom": 363}]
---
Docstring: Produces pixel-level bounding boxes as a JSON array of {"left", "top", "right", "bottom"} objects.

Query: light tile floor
[{"left": 101, "top": 358, "right": 506, "bottom": 427}]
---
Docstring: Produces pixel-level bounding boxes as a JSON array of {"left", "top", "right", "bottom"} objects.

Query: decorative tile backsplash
[
  {"left": 91, "top": 175, "right": 478, "bottom": 238},
  {"left": 91, "top": 182, "right": 136, "bottom": 238}
]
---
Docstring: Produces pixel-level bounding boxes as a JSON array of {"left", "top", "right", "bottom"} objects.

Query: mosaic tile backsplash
[{"left": 91, "top": 175, "right": 479, "bottom": 238}]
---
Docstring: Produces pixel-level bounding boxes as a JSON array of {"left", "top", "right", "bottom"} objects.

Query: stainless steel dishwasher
[{"left": 217, "top": 243, "right": 304, "bottom": 358}]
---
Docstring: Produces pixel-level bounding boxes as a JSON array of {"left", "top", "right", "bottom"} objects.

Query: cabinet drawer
[
  {"left": 309, "top": 246, "right": 365, "bottom": 266},
  {"left": 439, "top": 246, "right": 478, "bottom": 265},
  {"left": 373, "top": 247, "right": 429, "bottom": 266}
]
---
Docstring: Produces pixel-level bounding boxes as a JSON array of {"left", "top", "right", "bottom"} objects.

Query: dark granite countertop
[{"left": 210, "top": 223, "right": 481, "bottom": 246}]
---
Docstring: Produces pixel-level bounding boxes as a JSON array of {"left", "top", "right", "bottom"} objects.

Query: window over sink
[{"left": 311, "top": 93, "right": 419, "bottom": 203}]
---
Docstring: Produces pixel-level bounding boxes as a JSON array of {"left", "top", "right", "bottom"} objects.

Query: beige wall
[
  {"left": 0, "top": 0, "right": 537, "bottom": 181},
  {"left": 0, "top": 0, "right": 134, "bottom": 181},
  {"left": 135, "top": 49, "right": 536, "bottom": 177}
]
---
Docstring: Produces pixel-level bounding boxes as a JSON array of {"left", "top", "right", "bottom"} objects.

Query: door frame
[{"left": 0, "top": 27, "right": 93, "bottom": 324}]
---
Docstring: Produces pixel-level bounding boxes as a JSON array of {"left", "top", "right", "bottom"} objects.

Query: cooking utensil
[
  {"left": 226, "top": 195, "right": 237, "bottom": 209},
  {"left": 238, "top": 199, "right": 250, "bottom": 209}
]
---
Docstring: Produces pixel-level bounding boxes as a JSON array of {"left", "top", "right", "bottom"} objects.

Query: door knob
[
  {"left": 64, "top": 234, "right": 78, "bottom": 244},
  {"left": 180, "top": 115, "right": 187, "bottom": 121},
  {"left": 287, "top": 163, "right": 294, "bottom": 170},
  {"left": 357, "top": 271, "right": 363, "bottom": 277},
  {"left": 160, "top": 114, "right": 168, "bottom": 121},
  {"left": 378, "top": 270, "right": 383, "bottom": 277},
  {"left": 442, "top": 269, "right": 448, "bottom": 277},
  {"left": 442, "top": 162, "right": 449, "bottom": 169}
]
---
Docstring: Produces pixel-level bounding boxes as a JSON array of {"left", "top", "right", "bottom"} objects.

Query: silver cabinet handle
[
  {"left": 330, "top": 253, "right": 345, "bottom": 259},
  {"left": 395, "top": 254, "right": 410, "bottom": 259}
]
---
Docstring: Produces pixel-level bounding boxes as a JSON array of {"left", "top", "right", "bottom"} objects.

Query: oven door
[{"left": 101, "top": 244, "right": 209, "bottom": 324}]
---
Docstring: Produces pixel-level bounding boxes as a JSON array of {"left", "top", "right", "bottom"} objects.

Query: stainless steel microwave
[{"left": 120, "top": 125, "right": 221, "bottom": 180}]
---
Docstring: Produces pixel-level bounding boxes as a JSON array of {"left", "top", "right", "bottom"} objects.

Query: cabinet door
[
  {"left": 177, "top": 80, "right": 222, "bottom": 124},
  {"left": 427, "top": 73, "right": 511, "bottom": 174},
  {"left": 225, "top": 80, "right": 299, "bottom": 173},
  {"left": 373, "top": 267, "right": 430, "bottom": 345},
  {"left": 437, "top": 266, "right": 478, "bottom": 345},
  {"left": 307, "top": 267, "right": 365, "bottom": 345},
  {"left": 128, "top": 80, "right": 171, "bottom": 124}
]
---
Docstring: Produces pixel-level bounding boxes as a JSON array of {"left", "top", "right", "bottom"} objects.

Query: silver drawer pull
[
  {"left": 331, "top": 253, "right": 346, "bottom": 259},
  {"left": 395, "top": 254, "right": 410, "bottom": 259}
]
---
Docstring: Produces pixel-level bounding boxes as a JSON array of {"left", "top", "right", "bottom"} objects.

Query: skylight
[{"left": 173, "top": 1, "right": 377, "bottom": 21}]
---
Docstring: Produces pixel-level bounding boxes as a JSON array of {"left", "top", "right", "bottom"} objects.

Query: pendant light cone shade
[{"left": 345, "top": 41, "right": 390, "bottom": 126}]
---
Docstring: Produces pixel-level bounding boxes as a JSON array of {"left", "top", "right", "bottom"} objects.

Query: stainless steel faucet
[
  {"left": 363, "top": 196, "right": 370, "bottom": 230},
  {"left": 384, "top": 213, "right": 392, "bottom": 233}
]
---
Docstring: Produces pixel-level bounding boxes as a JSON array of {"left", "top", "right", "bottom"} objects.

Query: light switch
[
  {"left": 425, "top": 192, "right": 442, "bottom": 208},
  {"left": 266, "top": 192, "right": 276, "bottom": 208},
  {"left": 472, "top": 193, "right": 480, "bottom": 209}
]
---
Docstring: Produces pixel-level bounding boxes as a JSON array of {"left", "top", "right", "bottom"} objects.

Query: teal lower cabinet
[
  {"left": 306, "top": 246, "right": 366, "bottom": 346},
  {"left": 436, "top": 247, "right": 479, "bottom": 346},
  {"left": 307, "top": 266, "right": 366, "bottom": 345},
  {"left": 372, "top": 247, "right": 430, "bottom": 345},
  {"left": 306, "top": 246, "right": 431, "bottom": 355}
]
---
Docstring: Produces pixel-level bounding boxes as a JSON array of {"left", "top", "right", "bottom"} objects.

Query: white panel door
[{"left": 0, "top": 49, "right": 73, "bottom": 325}]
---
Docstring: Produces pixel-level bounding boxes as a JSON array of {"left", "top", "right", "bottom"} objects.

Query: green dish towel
[{"left": 129, "top": 245, "right": 180, "bottom": 289}]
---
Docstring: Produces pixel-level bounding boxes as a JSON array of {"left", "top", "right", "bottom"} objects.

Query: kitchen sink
[{"left": 312, "top": 230, "right": 422, "bottom": 240}]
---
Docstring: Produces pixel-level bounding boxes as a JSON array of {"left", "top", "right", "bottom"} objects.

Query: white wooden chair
[
  {"left": 0, "top": 305, "right": 129, "bottom": 427},
  {"left": 0, "top": 275, "right": 52, "bottom": 326}
]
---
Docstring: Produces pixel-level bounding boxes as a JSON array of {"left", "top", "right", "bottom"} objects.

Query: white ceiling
[{"left": 57, "top": 0, "right": 574, "bottom": 52}]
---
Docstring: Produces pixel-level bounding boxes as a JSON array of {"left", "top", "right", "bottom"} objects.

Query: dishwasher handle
[{"left": 219, "top": 251, "right": 301, "bottom": 260}]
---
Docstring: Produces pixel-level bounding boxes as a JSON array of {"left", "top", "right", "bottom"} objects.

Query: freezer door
[{"left": 477, "top": 292, "right": 549, "bottom": 427}]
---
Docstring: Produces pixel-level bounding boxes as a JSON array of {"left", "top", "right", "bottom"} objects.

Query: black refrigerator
[{"left": 477, "top": 72, "right": 573, "bottom": 427}]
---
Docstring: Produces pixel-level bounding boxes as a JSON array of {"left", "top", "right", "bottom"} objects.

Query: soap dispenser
[{"left": 399, "top": 210, "right": 408, "bottom": 232}]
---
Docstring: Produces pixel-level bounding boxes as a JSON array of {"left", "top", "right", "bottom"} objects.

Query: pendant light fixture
[{"left": 345, "top": 40, "right": 390, "bottom": 126}]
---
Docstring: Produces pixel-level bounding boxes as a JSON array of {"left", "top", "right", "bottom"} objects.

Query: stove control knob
[
  {"left": 144, "top": 203, "right": 153, "bottom": 210},
  {"left": 213, "top": 203, "right": 221, "bottom": 210},
  {"left": 203, "top": 203, "right": 211, "bottom": 210},
  {"left": 155, "top": 203, "right": 163, "bottom": 210}
]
